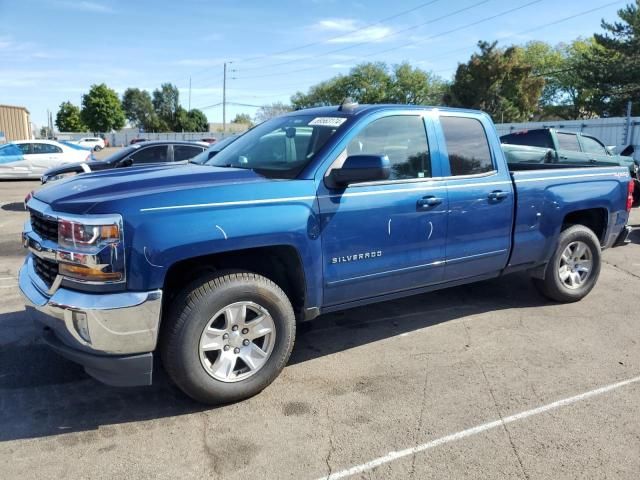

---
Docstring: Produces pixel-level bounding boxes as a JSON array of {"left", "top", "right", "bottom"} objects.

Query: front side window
[
  {"left": 346, "top": 115, "right": 431, "bottom": 180},
  {"left": 16, "top": 143, "right": 30, "bottom": 155},
  {"left": 441, "top": 116, "right": 493, "bottom": 176},
  {"left": 556, "top": 132, "right": 580, "bottom": 152},
  {"left": 130, "top": 145, "right": 169, "bottom": 164},
  {"left": 204, "top": 114, "right": 343, "bottom": 178},
  {"left": 580, "top": 136, "right": 607, "bottom": 155}
]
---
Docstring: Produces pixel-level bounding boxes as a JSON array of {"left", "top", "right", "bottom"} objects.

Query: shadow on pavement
[
  {"left": 1, "top": 202, "right": 26, "bottom": 212},
  {"left": 0, "top": 273, "right": 549, "bottom": 442}
]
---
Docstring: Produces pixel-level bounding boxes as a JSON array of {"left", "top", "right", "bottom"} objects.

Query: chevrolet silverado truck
[
  {"left": 501, "top": 128, "right": 639, "bottom": 204},
  {"left": 20, "top": 104, "right": 635, "bottom": 404}
]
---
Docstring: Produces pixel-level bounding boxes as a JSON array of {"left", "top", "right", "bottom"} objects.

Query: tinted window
[
  {"left": 581, "top": 136, "right": 607, "bottom": 155},
  {"left": 130, "top": 145, "right": 168, "bottom": 164},
  {"left": 347, "top": 116, "right": 431, "bottom": 179},
  {"left": 500, "top": 130, "right": 553, "bottom": 149},
  {"left": 441, "top": 116, "right": 493, "bottom": 176},
  {"left": 556, "top": 132, "right": 580, "bottom": 152},
  {"left": 32, "top": 143, "right": 62, "bottom": 154},
  {"left": 17, "top": 144, "right": 30, "bottom": 154},
  {"left": 173, "top": 145, "right": 204, "bottom": 161}
]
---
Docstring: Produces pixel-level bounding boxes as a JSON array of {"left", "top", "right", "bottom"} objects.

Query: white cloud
[
  {"left": 315, "top": 18, "right": 392, "bottom": 44},
  {"left": 54, "top": 1, "right": 114, "bottom": 13}
]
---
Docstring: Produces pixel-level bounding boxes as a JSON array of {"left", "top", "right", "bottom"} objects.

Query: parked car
[
  {"left": 201, "top": 137, "right": 217, "bottom": 144},
  {"left": 0, "top": 140, "right": 93, "bottom": 179},
  {"left": 188, "top": 134, "right": 239, "bottom": 164},
  {"left": 40, "top": 140, "right": 208, "bottom": 183},
  {"left": 70, "top": 137, "right": 106, "bottom": 151},
  {"left": 20, "top": 104, "right": 634, "bottom": 404},
  {"left": 501, "top": 128, "right": 639, "bottom": 204},
  {"left": 130, "top": 138, "right": 148, "bottom": 145}
]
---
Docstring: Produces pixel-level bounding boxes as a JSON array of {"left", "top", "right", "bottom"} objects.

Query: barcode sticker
[{"left": 308, "top": 117, "right": 347, "bottom": 127}]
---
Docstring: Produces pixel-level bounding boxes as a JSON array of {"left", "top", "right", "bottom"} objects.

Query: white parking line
[{"left": 317, "top": 374, "right": 640, "bottom": 480}]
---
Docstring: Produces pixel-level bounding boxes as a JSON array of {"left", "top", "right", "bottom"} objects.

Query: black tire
[
  {"left": 532, "top": 225, "right": 601, "bottom": 303},
  {"left": 94, "top": 145, "right": 102, "bottom": 151},
  {"left": 160, "top": 271, "right": 295, "bottom": 404}
]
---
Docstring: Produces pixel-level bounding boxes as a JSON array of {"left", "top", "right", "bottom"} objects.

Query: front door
[{"left": 318, "top": 113, "right": 447, "bottom": 306}]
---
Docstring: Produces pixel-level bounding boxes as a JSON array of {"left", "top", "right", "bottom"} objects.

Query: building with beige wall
[{"left": 0, "top": 104, "right": 32, "bottom": 142}]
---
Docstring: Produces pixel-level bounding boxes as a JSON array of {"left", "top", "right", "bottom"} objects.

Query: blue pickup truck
[{"left": 20, "top": 104, "right": 635, "bottom": 404}]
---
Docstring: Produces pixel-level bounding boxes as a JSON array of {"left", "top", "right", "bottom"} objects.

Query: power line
[
  {"left": 235, "top": 0, "right": 490, "bottom": 75},
  {"left": 233, "top": 0, "right": 541, "bottom": 81}
]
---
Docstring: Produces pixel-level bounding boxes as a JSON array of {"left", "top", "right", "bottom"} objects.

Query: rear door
[
  {"left": 555, "top": 132, "right": 590, "bottom": 165},
  {"left": 28, "top": 143, "right": 65, "bottom": 173},
  {"left": 437, "top": 114, "right": 514, "bottom": 281},
  {"left": 318, "top": 112, "right": 448, "bottom": 306}
]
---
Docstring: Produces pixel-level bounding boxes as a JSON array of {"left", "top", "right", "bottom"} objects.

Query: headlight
[
  {"left": 58, "top": 219, "right": 120, "bottom": 250},
  {"left": 56, "top": 216, "right": 125, "bottom": 284}
]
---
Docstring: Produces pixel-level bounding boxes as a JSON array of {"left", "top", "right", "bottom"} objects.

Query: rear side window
[
  {"left": 580, "top": 136, "right": 607, "bottom": 155},
  {"left": 556, "top": 133, "right": 580, "bottom": 152},
  {"left": 347, "top": 115, "right": 431, "bottom": 180},
  {"left": 441, "top": 116, "right": 493, "bottom": 176},
  {"left": 500, "top": 130, "right": 553, "bottom": 149},
  {"left": 173, "top": 145, "right": 204, "bottom": 161}
]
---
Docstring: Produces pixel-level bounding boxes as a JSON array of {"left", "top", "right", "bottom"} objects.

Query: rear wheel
[
  {"left": 161, "top": 271, "right": 295, "bottom": 404},
  {"left": 533, "top": 225, "right": 601, "bottom": 302}
]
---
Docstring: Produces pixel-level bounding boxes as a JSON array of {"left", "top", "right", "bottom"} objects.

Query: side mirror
[
  {"left": 330, "top": 155, "right": 390, "bottom": 186},
  {"left": 620, "top": 145, "right": 635, "bottom": 157},
  {"left": 117, "top": 157, "right": 133, "bottom": 168}
]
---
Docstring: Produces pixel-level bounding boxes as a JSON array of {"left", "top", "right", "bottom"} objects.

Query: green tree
[
  {"left": 585, "top": 1, "right": 640, "bottom": 116},
  {"left": 55, "top": 101, "right": 86, "bottom": 132},
  {"left": 174, "top": 107, "right": 209, "bottom": 132},
  {"left": 291, "top": 62, "right": 445, "bottom": 109},
  {"left": 152, "top": 83, "right": 180, "bottom": 130},
  {"left": 80, "top": 83, "right": 126, "bottom": 132},
  {"left": 447, "top": 41, "right": 544, "bottom": 122},
  {"left": 232, "top": 113, "right": 253, "bottom": 125},
  {"left": 254, "top": 102, "right": 293, "bottom": 123},
  {"left": 122, "top": 88, "right": 157, "bottom": 130}
]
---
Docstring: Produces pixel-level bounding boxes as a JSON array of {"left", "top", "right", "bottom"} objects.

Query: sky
[{"left": 0, "top": 0, "right": 630, "bottom": 128}]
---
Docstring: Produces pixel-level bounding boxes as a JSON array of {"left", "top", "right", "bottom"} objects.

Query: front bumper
[{"left": 19, "top": 255, "right": 162, "bottom": 386}]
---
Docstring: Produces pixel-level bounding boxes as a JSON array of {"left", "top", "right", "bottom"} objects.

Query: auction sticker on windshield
[{"left": 308, "top": 117, "right": 347, "bottom": 127}]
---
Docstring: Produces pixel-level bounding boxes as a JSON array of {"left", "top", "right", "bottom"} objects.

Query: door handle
[
  {"left": 559, "top": 155, "right": 568, "bottom": 160},
  {"left": 488, "top": 190, "right": 509, "bottom": 200},
  {"left": 417, "top": 196, "right": 443, "bottom": 208}
]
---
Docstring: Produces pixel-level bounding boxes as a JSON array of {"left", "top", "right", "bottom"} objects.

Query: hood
[{"left": 34, "top": 162, "right": 270, "bottom": 214}]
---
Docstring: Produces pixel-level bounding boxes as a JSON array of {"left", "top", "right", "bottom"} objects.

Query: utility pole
[
  {"left": 222, "top": 63, "right": 227, "bottom": 134},
  {"left": 188, "top": 76, "right": 192, "bottom": 111},
  {"left": 623, "top": 100, "right": 632, "bottom": 146}
]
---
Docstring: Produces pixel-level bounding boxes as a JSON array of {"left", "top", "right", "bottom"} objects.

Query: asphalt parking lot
[{"left": 1, "top": 179, "right": 640, "bottom": 480}]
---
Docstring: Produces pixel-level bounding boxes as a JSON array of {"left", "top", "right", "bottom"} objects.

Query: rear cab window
[
  {"left": 440, "top": 116, "right": 493, "bottom": 176},
  {"left": 500, "top": 130, "right": 553, "bottom": 149}
]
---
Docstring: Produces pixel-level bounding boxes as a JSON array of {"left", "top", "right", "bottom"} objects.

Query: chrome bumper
[{"left": 19, "top": 255, "right": 162, "bottom": 356}]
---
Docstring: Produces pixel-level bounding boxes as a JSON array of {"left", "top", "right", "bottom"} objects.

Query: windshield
[
  {"left": 190, "top": 135, "right": 240, "bottom": 165},
  {"left": 0, "top": 143, "right": 23, "bottom": 156},
  {"left": 203, "top": 114, "right": 345, "bottom": 178}
]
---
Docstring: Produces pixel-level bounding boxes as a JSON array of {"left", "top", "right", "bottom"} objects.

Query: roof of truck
[{"left": 285, "top": 104, "right": 488, "bottom": 117}]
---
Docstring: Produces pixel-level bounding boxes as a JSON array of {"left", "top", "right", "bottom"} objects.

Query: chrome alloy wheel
[
  {"left": 198, "top": 301, "right": 276, "bottom": 382},
  {"left": 558, "top": 240, "right": 593, "bottom": 289}
]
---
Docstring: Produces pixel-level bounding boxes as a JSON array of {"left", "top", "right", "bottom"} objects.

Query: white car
[
  {"left": 0, "top": 140, "right": 93, "bottom": 179},
  {"left": 71, "top": 137, "right": 106, "bottom": 151}
]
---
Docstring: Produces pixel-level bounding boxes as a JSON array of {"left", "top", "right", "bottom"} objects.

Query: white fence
[
  {"left": 495, "top": 116, "right": 640, "bottom": 160},
  {"left": 57, "top": 130, "right": 243, "bottom": 147}
]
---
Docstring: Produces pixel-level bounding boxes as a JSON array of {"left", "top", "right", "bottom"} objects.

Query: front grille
[
  {"left": 33, "top": 256, "right": 58, "bottom": 287},
  {"left": 30, "top": 211, "right": 58, "bottom": 242}
]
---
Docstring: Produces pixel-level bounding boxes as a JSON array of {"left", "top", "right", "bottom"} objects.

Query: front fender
[{"left": 125, "top": 200, "right": 323, "bottom": 308}]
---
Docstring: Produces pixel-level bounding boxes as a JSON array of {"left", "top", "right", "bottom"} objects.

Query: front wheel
[
  {"left": 161, "top": 271, "right": 296, "bottom": 404},
  {"left": 532, "top": 225, "right": 601, "bottom": 303}
]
